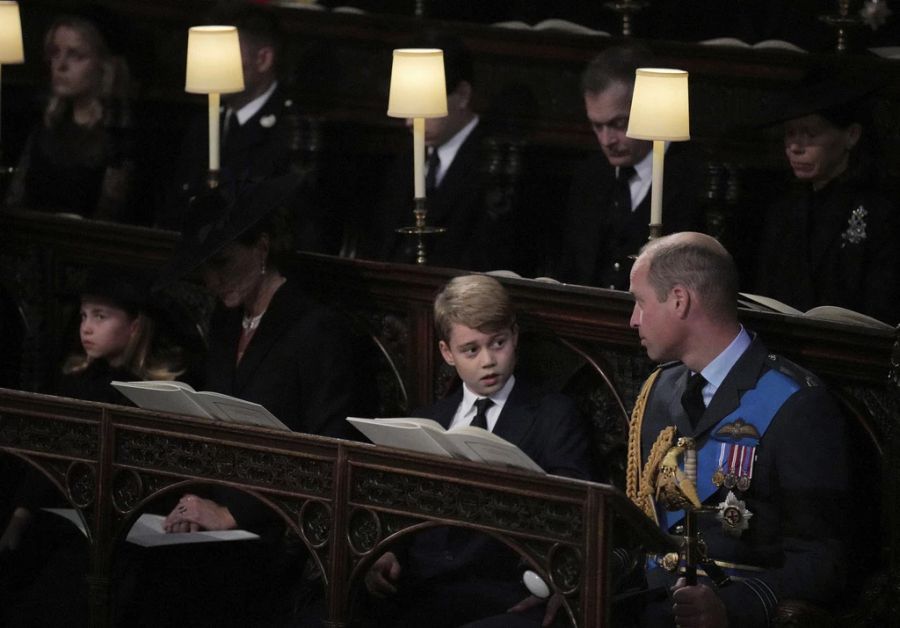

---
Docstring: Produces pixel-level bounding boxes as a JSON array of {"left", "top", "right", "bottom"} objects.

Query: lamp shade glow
[
  {"left": 0, "top": 2, "right": 24, "bottom": 64},
  {"left": 626, "top": 68, "right": 690, "bottom": 141},
  {"left": 387, "top": 49, "right": 447, "bottom": 118},
  {"left": 185, "top": 26, "right": 244, "bottom": 94}
]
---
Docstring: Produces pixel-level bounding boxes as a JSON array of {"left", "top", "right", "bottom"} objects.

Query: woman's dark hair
[
  {"left": 236, "top": 203, "right": 294, "bottom": 271},
  {"left": 825, "top": 97, "right": 882, "bottom": 189}
]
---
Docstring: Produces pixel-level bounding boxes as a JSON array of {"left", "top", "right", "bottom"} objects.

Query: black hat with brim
[
  {"left": 71, "top": 266, "right": 151, "bottom": 315},
  {"left": 66, "top": 265, "right": 204, "bottom": 351},
  {"left": 751, "top": 70, "right": 882, "bottom": 128},
  {"left": 159, "top": 173, "right": 303, "bottom": 285}
]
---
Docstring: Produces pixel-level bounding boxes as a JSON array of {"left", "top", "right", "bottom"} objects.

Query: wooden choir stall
[{"left": 1, "top": 210, "right": 899, "bottom": 626}]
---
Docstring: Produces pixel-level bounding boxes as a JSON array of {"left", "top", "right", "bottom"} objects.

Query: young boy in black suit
[{"left": 364, "top": 274, "right": 594, "bottom": 627}]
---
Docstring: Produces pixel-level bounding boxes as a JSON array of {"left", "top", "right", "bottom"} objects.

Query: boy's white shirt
[{"left": 449, "top": 374, "right": 515, "bottom": 432}]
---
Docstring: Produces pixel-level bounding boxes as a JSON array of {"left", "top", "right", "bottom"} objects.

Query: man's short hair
[
  {"left": 434, "top": 275, "right": 516, "bottom": 343},
  {"left": 641, "top": 234, "right": 739, "bottom": 322},
  {"left": 212, "top": 4, "right": 283, "bottom": 57},
  {"left": 581, "top": 44, "right": 655, "bottom": 95},
  {"left": 414, "top": 31, "right": 474, "bottom": 94}
]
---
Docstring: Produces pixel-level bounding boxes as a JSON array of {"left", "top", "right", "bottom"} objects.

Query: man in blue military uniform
[{"left": 625, "top": 232, "right": 848, "bottom": 628}]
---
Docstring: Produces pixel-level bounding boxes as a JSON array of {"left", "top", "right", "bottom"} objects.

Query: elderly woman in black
[{"left": 754, "top": 76, "right": 900, "bottom": 325}]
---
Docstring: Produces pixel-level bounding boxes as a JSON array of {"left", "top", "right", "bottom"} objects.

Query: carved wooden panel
[
  {"left": 3, "top": 211, "right": 900, "bottom": 625},
  {"left": 0, "top": 388, "right": 676, "bottom": 628}
]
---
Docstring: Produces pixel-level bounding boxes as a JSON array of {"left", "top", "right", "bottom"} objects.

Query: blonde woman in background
[{"left": 5, "top": 12, "right": 134, "bottom": 221}]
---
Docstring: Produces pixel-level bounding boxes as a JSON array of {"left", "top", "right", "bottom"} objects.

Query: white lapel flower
[{"left": 260, "top": 114, "right": 277, "bottom": 128}]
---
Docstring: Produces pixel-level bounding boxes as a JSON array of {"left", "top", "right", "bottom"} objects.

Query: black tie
[
  {"left": 681, "top": 373, "right": 707, "bottom": 428},
  {"left": 425, "top": 148, "right": 441, "bottom": 196},
  {"left": 222, "top": 108, "right": 238, "bottom": 151},
  {"left": 614, "top": 166, "right": 636, "bottom": 212},
  {"left": 470, "top": 397, "right": 493, "bottom": 430}
]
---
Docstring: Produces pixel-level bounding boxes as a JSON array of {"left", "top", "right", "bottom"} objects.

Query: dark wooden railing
[
  {"left": 0, "top": 388, "right": 673, "bottom": 627},
  {"left": 2, "top": 209, "right": 899, "bottom": 625}
]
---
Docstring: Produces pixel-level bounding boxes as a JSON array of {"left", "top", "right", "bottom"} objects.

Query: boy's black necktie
[
  {"left": 681, "top": 373, "right": 707, "bottom": 428},
  {"left": 470, "top": 397, "right": 493, "bottom": 430},
  {"left": 614, "top": 165, "right": 636, "bottom": 212}
]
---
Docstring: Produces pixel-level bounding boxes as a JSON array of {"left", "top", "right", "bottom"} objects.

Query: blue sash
[{"left": 663, "top": 369, "right": 800, "bottom": 530}]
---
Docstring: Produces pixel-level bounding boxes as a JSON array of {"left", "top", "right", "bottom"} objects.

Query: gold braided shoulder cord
[{"left": 625, "top": 369, "right": 676, "bottom": 523}]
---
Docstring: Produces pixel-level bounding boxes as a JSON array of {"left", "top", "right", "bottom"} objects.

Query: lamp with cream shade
[
  {"left": 0, "top": 1, "right": 23, "bottom": 172},
  {"left": 626, "top": 68, "right": 690, "bottom": 239},
  {"left": 185, "top": 25, "right": 244, "bottom": 188},
  {"left": 387, "top": 48, "right": 448, "bottom": 264}
]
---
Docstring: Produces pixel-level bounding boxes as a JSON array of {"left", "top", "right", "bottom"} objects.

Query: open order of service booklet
[
  {"left": 43, "top": 508, "right": 259, "bottom": 547},
  {"left": 347, "top": 417, "right": 543, "bottom": 473},
  {"left": 737, "top": 293, "right": 893, "bottom": 330},
  {"left": 112, "top": 381, "right": 289, "bottom": 431}
]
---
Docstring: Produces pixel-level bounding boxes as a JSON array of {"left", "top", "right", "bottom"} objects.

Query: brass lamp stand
[
  {"left": 626, "top": 68, "right": 691, "bottom": 240},
  {"left": 604, "top": 0, "right": 650, "bottom": 37},
  {"left": 184, "top": 26, "right": 244, "bottom": 191},
  {"left": 387, "top": 49, "right": 448, "bottom": 265},
  {"left": 819, "top": 0, "right": 863, "bottom": 52},
  {"left": 396, "top": 197, "right": 446, "bottom": 265}
]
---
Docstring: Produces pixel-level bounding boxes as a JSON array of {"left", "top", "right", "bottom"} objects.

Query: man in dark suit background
[
  {"left": 363, "top": 274, "right": 593, "bottom": 627},
  {"left": 365, "top": 36, "right": 517, "bottom": 271},
  {"left": 158, "top": 5, "right": 339, "bottom": 251},
  {"left": 217, "top": 8, "right": 292, "bottom": 183},
  {"left": 557, "top": 45, "right": 707, "bottom": 290},
  {"left": 625, "top": 232, "right": 848, "bottom": 628}
]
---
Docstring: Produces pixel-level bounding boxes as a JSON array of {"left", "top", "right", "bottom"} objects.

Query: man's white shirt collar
[
  {"left": 619, "top": 142, "right": 668, "bottom": 212},
  {"left": 696, "top": 326, "right": 752, "bottom": 406},
  {"left": 430, "top": 115, "right": 479, "bottom": 187},
  {"left": 231, "top": 80, "right": 279, "bottom": 127}
]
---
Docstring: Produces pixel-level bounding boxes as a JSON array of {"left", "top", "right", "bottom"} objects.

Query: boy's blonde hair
[{"left": 434, "top": 275, "right": 516, "bottom": 342}]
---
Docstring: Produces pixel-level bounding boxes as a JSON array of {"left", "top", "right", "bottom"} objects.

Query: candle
[
  {"left": 0, "top": 1, "right": 25, "bottom": 157},
  {"left": 626, "top": 68, "right": 690, "bottom": 236},
  {"left": 208, "top": 93, "right": 220, "bottom": 172},
  {"left": 650, "top": 140, "right": 665, "bottom": 226},
  {"left": 184, "top": 25, "right": 243, "bottom": 178},
  {"left": 413, "top": 117, "right": 425, "bottom": 199}
]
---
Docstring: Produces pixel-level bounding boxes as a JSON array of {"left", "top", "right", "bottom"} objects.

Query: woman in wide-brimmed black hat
[
  {"left": 143, "top": 175, "right": 374, "bottom": 626},
  {"left": 753, "top": 72, "right": 900, "bottom": 325}
]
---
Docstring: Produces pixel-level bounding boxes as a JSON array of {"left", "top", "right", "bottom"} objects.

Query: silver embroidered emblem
[{"left": 841, "top": 205, "right": 868, "bottom": 246}]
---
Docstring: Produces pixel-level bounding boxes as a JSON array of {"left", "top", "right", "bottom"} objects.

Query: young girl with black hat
[
  {"left": 57, "top": 268, "right": 187, "bottom": 403},
  {"left": 0, "top": 267, "right": 191, "bottom": 627}
]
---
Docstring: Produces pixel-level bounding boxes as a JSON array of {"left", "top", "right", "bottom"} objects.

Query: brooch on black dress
[{"left": 841, "top": 205, "right": 868, "bottom": 246}]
